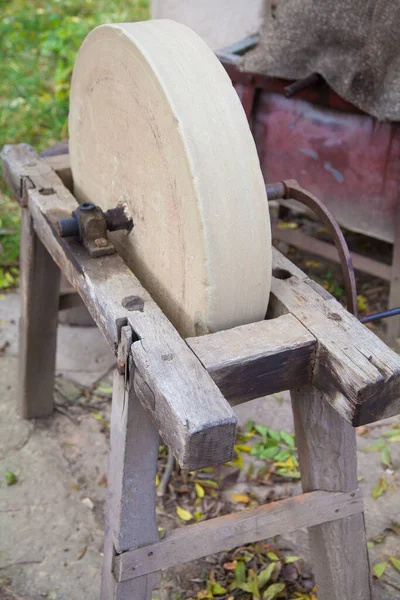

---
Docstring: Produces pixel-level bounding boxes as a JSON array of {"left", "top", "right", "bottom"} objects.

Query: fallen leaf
[
  {"left": 363, "top": 440, "right": 386, "bottom": 452},
  {"left": 372, "top": 476, "right": 387, "bottom": 499},
  {"left": 278, "top": 221, "right": 298, "bottom": 230},
  {"left": 356, "top": 426, "right": 369, "bottom": 436},
  {"left": 305, "top": 260, "right": 321, "bottom": 269},
  {"left": 267, "top": 552, "right": 279, "bottom": 561},
  {"left": 382, "top": 430, "right": 400, "bottom": 438},
  {"left": 97, "top": 474, "right": 107, "bottom": 487},
  {"left": 195, "top": 482, "right": 205, "bottom": 498},
  {"left": 235, "top": 559, "right": 246, "bottom": 584},
  {"left": 284, "top": 555, "right": 302, "bottom": 564},
  {"left": 4, "top": 471, "right": 18, "bottom": 486},
  {"left": 258, "top": 563, "right": 275, "bottom": 588},
  {"left": 230, "top": 493, "right": 251, "bottom": 504},
  {"left": 176, "top": 505, "right": 193, "bottom": 521},
  {"left": 76, "top": 546, "right": 87, "bottom": 560},
  {"left": 389, "top": 556, "right": 400, "bottom": 572},
  {"left": 373, "top": 562, "right": 387, "bottom": 578},
  {"left": 235, "top": 444, "right": 252, "bottom": 453},
  {"left": 223, "top": 561, "right": 237, "bottom": 571},
  {"left": 263, "top": 581, "right": 285, "bottom": 599},
  {"left": 208, "top": 581, "right": 226, "bottom": 595},
  {"left": 95, "top": 385, "right": 113, "bottom": 395},
  {"left": 357, "top": 295, "right": 369, "bottom": 314},
  {"left": 381, "top": 446, "right": 391, "bottom": 467},
  {"left": 82, "top": 497, "right": 94, "bottom": 510}
]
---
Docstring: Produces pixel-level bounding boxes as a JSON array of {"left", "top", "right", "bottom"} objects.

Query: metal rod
[
  {"left": 283, "top": 73, "right": 323, "bottom": 98},
  {"left": 360, "top": 307, "right": 400, "bottom": 324}
]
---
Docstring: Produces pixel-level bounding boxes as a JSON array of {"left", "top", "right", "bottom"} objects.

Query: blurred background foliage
[{"left": 0, "top": 0, "right": 149, "bottom": 288}]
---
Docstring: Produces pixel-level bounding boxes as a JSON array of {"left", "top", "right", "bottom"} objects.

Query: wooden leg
[
  {"left": 101, "top": 368, "right": 160, "bottom": 600},
  {"left": 290, "top": 386, "right": 372, "bottom": 600},
  {"left": 19, "top": 207, "right": 60, "bottom": 418}
]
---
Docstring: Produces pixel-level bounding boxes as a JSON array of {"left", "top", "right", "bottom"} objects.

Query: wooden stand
[{"left": 3, "top": 144, "right": 400, "bottom": 600}]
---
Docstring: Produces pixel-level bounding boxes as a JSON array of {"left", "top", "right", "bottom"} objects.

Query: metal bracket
[
  {"left": 117, "top": 325, "right": 134, "bottom": 389},
  {"left": 57, "top": 202, "right": 133, "bottom": 258}
]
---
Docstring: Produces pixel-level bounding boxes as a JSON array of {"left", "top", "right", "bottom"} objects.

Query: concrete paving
[{"left": 1, "top": 290, "right": 400, "bottom": 599}]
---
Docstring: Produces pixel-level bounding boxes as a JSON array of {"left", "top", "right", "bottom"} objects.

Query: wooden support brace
[
  {"left": 291, "top": 387, "right": 372, "bottom": 600},
  {"left": 187, "top": 314, "right": 316, "bottom": 405},
  {"left": 19, "top": 207, "right": 60, "bottom": 418},
  {"left": 102, "top": 346, "right": 160, "bottom": 599},
  {"left": 270, "top": 249, "right": 400, "bottom": 425},
  {"left": 114, "top": 489, "right": 363, "bottom": 581}
]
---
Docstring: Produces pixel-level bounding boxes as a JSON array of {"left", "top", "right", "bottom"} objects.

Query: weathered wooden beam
[
  {"left": 114, "top": 489, "right": 363, "bottom": 581},
  {"left": 187, "top": 314, "right": 316, "bottom": 405},
  {"left": 18, "top": 207, "right": 60, "bottom": 418},
  {"left": 101, "top": 366, "right": 161, "bottom": 600},
  {"left": 1, "top": 144, "right": 237, "bottom": 470},
  {"left": 291, "top": 387, "right": 372, "bottom": 600},
  {"left": 270, "top": 249, "right": 400, "bottom": 425}
]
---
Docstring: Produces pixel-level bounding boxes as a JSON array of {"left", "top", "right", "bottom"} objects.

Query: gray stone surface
[
  {"left": 0, "top": 292, "right": 115, "bottom": 386},
  {"left": 1, "top": 290, "right": 400, "bottom": 599}
]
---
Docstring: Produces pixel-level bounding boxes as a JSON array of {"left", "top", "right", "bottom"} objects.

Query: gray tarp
[{"left": 240, "top": 0, "right": 400, "bottom": 121}]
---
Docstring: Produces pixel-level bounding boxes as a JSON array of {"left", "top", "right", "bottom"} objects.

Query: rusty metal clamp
[
  {"left": 266, "top": 179, "right": 358, "bottom": 317},
  {"left": 57, "top": 202, "right": 133, "bottom": 258}
]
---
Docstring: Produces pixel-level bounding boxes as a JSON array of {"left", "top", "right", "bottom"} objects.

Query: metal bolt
[{"left": 94, "top": 237, "right": 108, "bottom": 248}]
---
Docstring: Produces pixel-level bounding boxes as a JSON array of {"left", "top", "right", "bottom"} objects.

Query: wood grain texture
[
  {"left": 1, "top": 144, "right": 236, "bottom": 469},
  {"left": 291, "top": 386, "right": 372, "bottom": 600},
  {"left": 101, "top": 368, "right": 160, "bottom": 600},
  {"left": 114, "top": 489, "right": 363, "bottom": 581},
  {"left": 69, "top": 20, "right": 271, "bottom": 338},
  {"left": 187, "top": 314, "right": 316, "bottom": 405},
  {"left": 271, "top": 248, "right": 400, "bottom": 425},
  {"left": 18, "top": 207, "right": 60, "bottom": 418}
]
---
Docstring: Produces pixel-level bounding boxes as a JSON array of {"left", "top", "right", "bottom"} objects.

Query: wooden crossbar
[{"left": 114, "top": 489, "right": 363, "bottom": 581}]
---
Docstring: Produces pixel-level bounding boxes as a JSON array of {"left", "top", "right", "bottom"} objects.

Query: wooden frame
[{"left": 4, "top": 143, "right": 400, "bottom": 599}]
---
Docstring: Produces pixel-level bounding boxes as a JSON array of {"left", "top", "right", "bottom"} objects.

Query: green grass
[{"left": 0, "top": 0, "right": 149, "bottom": 289}]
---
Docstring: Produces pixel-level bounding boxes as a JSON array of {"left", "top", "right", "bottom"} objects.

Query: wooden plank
[
  {"left": 270, "top": 248, "right": 400, "bottom": 425},
  {"left": 114, "top": 488, "right": 363, "bottom": 581},
  {"left": 1, "top": 144, "right": 237, "bottom": 470},
  {"left": 291, "top": 387, "right": 372, "bottom": 600},
  {"left": 18, "top": 206, "right": 60, "bottom": 418},
  {"left": 101, "top": 366, "right": 160, "bottom": 600},
  {"left": 187, "top": 314, "right": 316, "bottom": 405}
]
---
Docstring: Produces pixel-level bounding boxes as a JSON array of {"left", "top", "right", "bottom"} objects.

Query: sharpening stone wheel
[{"left": 69, "top": 19, "right": 271, "bottom": 337}]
